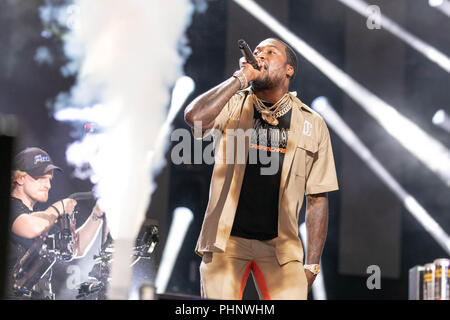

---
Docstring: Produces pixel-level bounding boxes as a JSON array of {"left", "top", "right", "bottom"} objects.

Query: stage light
[
  {"left": 433, "top": 110, "right": 446, "bottom": 125},
  {"left": 152, "top": 76, "right": 195, "bottom": 174},
  {"left": 430, "top": 0, "right": 450, "bottom": 18},
  {"left": 429, "top": 0, "right": 444, "bottom": 7},
  {"left": 312, "top": 97, "right": 450, "bottom": 255},
  {"left": 54, "top": 104, "right": 112, "bottom": 126},
  {"left": 155, "top": 207, "right": 194, "bottom": 294},
  {"left": 232, "top": 0, "right": 450, "bottom": 187},
  {"left": 337, "top": 0, "right": 450, "bottom": 73},
  {"left": 169, "top": 76, "right": 195, "bottom": 123},
  {"left": 299, "top": 223, "right": 327, "bottom": 300},
  {"left": 432, "top": 109, "right": 450, "bottom": 133}
]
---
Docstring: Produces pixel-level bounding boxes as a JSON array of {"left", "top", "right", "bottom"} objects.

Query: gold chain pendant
[
  {"left": 260, "top": 110, "right": 279, "bottom": 126},
  {"left": 253, "top": 92, "right": 292, "bottom": 126}
]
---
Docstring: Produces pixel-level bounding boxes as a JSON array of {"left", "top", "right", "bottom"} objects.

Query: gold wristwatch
[{"left": 304, "top": 264, "right": 320, "bottom": 275}]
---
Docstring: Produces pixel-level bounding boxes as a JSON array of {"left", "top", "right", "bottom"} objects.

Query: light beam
[
  {"left": 312, "top": 97, "right": 450, "bottom": 255},
  {"left": 155, "top": 207, "right": 194, "bottom": 294},
  {"left": 232, "top": 0, "right": 450, "bottom": 187},
  {"left": 337, "top": 0, "right": 450, "bottom": 73}
]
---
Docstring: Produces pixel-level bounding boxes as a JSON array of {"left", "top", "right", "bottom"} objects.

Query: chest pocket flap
[
  {"left": 297, "top": 137, "right": 318, "bottom": 154},
  {"left": 293, "top": 137, "right": 319, "bottom": 179}
]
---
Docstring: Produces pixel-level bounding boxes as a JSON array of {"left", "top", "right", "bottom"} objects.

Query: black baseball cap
[{"left": 14, "top": 147, "right": 62, "bottom": 177}]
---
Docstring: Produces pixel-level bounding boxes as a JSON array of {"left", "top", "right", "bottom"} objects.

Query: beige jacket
[{"left": 193, "top": 89, "right": 339, "bottom": 265}]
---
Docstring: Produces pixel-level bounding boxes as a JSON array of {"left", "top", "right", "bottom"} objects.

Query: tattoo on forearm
[
  {"left": 305, "top": 193, "right": 329, "bottom": 264},
  {"left": 185, "top": 77, "right": 240, "bottom": 128}
]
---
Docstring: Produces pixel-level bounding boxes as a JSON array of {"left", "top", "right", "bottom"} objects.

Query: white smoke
[{"left": 44, "top": 0, "right": 194, "bottom": 299}]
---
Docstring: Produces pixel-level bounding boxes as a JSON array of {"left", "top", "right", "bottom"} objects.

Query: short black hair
[{"left": 268, "top": 38, "right": 298, "bottom": 80}]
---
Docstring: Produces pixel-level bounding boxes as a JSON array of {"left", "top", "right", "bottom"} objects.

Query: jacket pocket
[{"left": 293, "top": 138, "right": 318, "bottom": 178}]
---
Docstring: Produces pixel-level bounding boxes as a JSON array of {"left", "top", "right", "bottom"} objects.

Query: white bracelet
[
  {"left": 92, "top": 212, "right": 103, "bottom": 221},
  {"left": 233, "top": 70, "right": 248, "bottom": 90}
]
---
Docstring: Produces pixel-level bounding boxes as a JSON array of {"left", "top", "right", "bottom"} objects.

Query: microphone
[{"left": 238, "top": 39, "right": 260, "bottom": 70}]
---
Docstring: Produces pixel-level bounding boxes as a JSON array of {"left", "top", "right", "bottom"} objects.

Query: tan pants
[{"left": 199, "top": 236, "right": 308, "bottom": 300}]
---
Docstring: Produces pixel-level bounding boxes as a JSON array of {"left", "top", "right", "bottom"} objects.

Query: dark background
[{"left": 1, "top": 0, "right": 449, "bottom": 300}]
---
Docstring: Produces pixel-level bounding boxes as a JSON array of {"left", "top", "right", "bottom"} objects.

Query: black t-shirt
[
  {"left": 8, "top": 197, "right": 59, "bottom": 250},
  {"left": 231, "top": 104, "right": 292, "bottom": 240},
  {"left": 9, "top": 197, "right": 35, "bottom": 249},
  {"left": 7, "top": 197, "right": 55, "bottom": 299},
  {"left": 8, "top": 197, "right": 34, "bottom": 281}
]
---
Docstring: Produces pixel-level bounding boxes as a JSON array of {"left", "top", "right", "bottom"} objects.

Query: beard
[
  {"left": 251, "top": 69, "right": 285, "bottom": 91},
  {"left": 251, "top": 78, "right": 271, "bottom": 91},
  {"left": 32, "top": 190, "right": 49, "bottom": 203}
]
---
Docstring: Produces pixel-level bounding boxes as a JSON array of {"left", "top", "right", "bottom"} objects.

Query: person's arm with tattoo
[
  {"left": 305, "top": 192, "right": 329, "bottom": 291},
  {"left": 184, "top": 58, "right": 263, "bottom": 130}
]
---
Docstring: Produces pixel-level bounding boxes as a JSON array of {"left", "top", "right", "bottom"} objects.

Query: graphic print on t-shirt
[
  {"left": 249, "top": 117, "right": 289, "bottom": 155},
  {"left": 231, "top": 104, "right": 292, "bottom": 241},
  {"left": 246, "top": 104, "right": 292, "bottom": 176}
]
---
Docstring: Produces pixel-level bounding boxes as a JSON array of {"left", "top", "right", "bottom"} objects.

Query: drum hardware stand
[{"left": 76, "top": 217, "right": 159, "bottom": 300}]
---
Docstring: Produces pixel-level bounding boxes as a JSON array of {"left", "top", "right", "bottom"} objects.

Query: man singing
[
  {"left": 184, "top": 38, "right": 339, "bottom": 299},
  {"left": 7, "top": 147, "right": 104, "bottom": 299}
]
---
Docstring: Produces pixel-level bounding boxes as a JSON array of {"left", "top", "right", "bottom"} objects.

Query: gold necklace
[{"left": 252, "top": 92, "right": 292, "bottom": 126}]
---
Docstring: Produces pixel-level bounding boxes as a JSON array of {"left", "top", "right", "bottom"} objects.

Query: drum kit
[
  {"left": 76, "top": 220, "right": 159, "bottom": 300},
  {"left": 12, "top": 192, "right": 159, "bottom": 299}
]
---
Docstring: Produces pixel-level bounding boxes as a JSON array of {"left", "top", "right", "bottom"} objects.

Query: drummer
[{"left": 7, "top": 147, "right": 104, "bottom": 300}]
